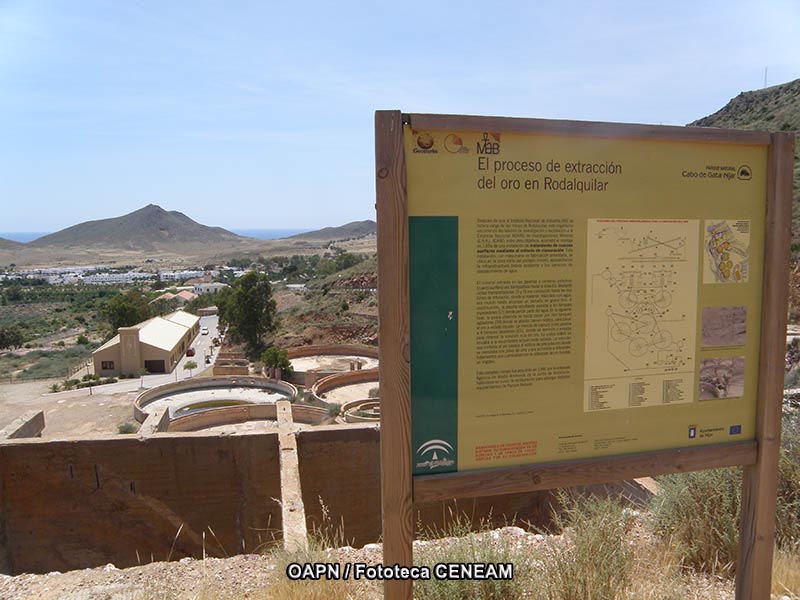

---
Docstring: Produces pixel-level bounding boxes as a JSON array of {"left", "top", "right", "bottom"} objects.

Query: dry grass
[
  {"left": 260, "top": 577, "right": 365, "bottom": 600},
  {"left": 773, "top": 547, "right": 800, "bottom": 598}
]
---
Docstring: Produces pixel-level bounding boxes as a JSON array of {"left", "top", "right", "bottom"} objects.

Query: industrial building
[{"left": 92, "top": 310, "right": 200, "bottom": 376}]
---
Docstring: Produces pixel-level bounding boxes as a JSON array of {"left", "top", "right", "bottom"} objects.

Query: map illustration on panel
[
  {"left": 699, "top": 357, "right": 745, "bottom": 400},
  {"left": 584, "top": 219, "right": 699, "bottom": 411},
  {"left": 703, "top": 219, "right": 750, "bottom": 283}
]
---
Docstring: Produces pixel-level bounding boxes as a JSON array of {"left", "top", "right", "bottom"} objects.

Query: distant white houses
[
  {"left": 5, "top": 266, "right": 155, "bottom": 285},
  {"left": 92, "top": 310, "right": 200, "bottom": 377},
  {"left": 82, "top": 272, "right": 154, "bottom": 285},
  {"left": 159, "top": 270, "right": 204, "bottom": 281},
  {"left": 193, "top": 282, "right": 229, "bottom": 295}
]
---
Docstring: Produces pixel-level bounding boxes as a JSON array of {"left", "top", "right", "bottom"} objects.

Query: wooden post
[
  {"left": 736, "top": 131, "right": 795, "bottom": 599},
  {"left": 375, "top": 110, "right": 414, "bottom": 600}
]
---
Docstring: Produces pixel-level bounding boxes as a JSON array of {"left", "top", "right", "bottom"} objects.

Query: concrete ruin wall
[
  {"left": 212, "top": 365, "right": 249, "bottom": 376},
  {"left": 0, "top": 433, "right": 282, "bottom": 575},
  {"left": 295, "top": 426, "right": 556, "bottom": 547},
  {"left": 0, "top": 423, "right": 641, "bottom": 576},
  {"left": 286, "top": 344, "right": 379, "bottom": 360},
  {"left": 166, "top": 403, "right": 328, "bottom": 431}
]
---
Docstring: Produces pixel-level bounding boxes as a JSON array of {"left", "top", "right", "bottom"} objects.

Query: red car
[{"left": 186, "top": 347, "right": 196, "bottom": 357}]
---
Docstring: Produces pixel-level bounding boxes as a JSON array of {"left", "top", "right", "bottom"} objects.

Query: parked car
[
  {"left": 186, "top": 347, "right": 196, "bottom": 357},
  {"left": 201, "top": 327, "right": 209, "bottom": 335}
]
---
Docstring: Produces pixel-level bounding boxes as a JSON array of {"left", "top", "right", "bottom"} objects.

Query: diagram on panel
[
  {"left": 595, "top": 225, "right": 687, "bottom": 262},
  {"left": 596, "top": 263, "right": 689, "bottom": 372},
  {"left": 584, "top": 219, "right": 699, "bottom": 411}
]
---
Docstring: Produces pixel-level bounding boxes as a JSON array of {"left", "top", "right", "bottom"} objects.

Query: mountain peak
[{"left": 29, "top": 205, "right": 245, "bottom": 249}]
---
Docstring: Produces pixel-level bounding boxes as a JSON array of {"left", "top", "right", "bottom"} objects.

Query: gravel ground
[{"left": 0, "top": 527, "right": 765, "bottom": 600}]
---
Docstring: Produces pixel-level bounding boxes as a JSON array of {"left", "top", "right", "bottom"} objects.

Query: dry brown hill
[{"left": 0, "top": 238, "right": 22, "bottom": 250}]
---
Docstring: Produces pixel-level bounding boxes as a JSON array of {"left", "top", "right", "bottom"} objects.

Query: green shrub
[
  {"left": 117, "top": 422, "right": 137, "bottom": 434},
  {"left": 531, "top": 492, "right": 634, "bottom": 600},
  {"left": 651, "top": 412, "right": 800, "bottom": 573},
  {"left": 650, "top": 468, "right": 741, "bottom": 575},
  {"left": 415, "top": 511, "right": 536, "bottom": 600},
  {"left": 76, "top": 335, "right": 90, "bottom": 345}
]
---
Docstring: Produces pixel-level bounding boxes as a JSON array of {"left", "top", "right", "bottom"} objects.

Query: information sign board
[
  {"left": 405, "top": 126, "right": 767, "bottom": 474},
  {"left": 375, "top": 111, "right": 793, "bottom": 600}
]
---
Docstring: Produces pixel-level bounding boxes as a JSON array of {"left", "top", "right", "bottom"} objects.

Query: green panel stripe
[{"left": 410, "top": 216, "right": 458, "bottom": 475}]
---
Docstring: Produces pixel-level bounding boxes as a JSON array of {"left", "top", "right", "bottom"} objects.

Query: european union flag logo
[{"left": 729, "top": 425, "right": 742, "bottom": 435}]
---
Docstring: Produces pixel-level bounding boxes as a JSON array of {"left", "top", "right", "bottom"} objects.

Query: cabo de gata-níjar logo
[{"left": 416, "top": 439, "right": 455, "bottom": 470}]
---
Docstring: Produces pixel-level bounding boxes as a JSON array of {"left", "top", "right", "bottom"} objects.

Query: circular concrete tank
[
  {"left": 310, "top": 370, "right": 380, "bottom": 424},
  {"left": 284, "top": 344, "right": 379, "bottom": 387},
  {"left": 133, "top": 376, "right": 298, "bottom": 423}
]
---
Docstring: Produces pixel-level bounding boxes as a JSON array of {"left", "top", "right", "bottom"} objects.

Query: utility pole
[{"left": 764, "top": 66, "right": 768, "bottom": 88}]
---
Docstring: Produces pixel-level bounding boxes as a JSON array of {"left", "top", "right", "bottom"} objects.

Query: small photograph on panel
[
  {"left": 699, "top": 357, "right": 745, "bottom": 400},
  {"left": 701, "top": 305, "right": 747, "bottom": 348},
  {"left": 702, "top": 219, "right": 750, "bottom": 284}
]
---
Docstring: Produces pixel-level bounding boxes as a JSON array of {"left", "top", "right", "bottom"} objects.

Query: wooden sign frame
[{"left": 375, "top": 109, "right": 794, "bottom": 600}]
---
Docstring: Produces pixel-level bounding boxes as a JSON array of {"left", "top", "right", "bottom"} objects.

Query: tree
[
  {"left": 260, "top": 346, "right": 293, "bottom": 377},
  {"left": 3, "top": 285, "right": 22, "bottom": 303},
  {"left": 0, "top": 326, "right": 25, "bottom": 351},
  {"left": 138, "top": 367, "right": 149, "bottom": 388},
  {"left": 218, "top": 271, "right": 277, "bottom": 355},
  {"left": 149, "top": 297, "right": 179, "bottom": 316},
  {"left": 185, "top": 293, "right": 216, "bottom": 314},
  {"left": 103, "top": 290, "right": 151, "bottom": 332},
  {"left": 183, "top": 360, "right": 198, "bottom": 378}
]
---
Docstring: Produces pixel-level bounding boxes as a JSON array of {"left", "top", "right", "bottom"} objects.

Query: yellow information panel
[{"left": 405, "top": 126, "right": 767, "bottom": 474}]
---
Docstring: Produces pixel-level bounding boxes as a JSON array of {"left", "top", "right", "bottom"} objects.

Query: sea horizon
[{"left": 230, "top": 228, "right": 313, "bottom": 239}]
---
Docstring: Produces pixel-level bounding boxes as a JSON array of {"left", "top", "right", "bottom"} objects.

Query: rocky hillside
[{"left": 691, "top": 78, "right": 800, "bottom": 245}]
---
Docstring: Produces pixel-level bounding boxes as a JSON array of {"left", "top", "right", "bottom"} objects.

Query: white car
[{"left": 201, "top": 327, "right": 209, "bottom": 335}]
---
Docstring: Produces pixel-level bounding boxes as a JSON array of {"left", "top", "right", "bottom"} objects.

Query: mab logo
[
  {"left": 415, "top": 439, "right": 455, "bottom": 471},
  {"left": 476, "top": 132, "right": 501, "bottom": 155}
]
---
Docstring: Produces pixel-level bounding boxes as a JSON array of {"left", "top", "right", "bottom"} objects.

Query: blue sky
[{"left": 1, "top": 0, "right": 798, "bottom": 232}]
